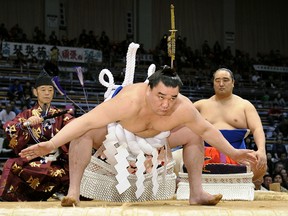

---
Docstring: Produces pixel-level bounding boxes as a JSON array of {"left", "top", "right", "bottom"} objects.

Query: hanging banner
[
  {"left": 253, "top": 65, "right": 288, "bottom": 73},
  {"left": 1, "top": 41, "right": 102, "bottom": 63}
]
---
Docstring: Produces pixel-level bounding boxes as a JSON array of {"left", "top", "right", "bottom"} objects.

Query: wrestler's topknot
[{"left": 148, "top": 66, "right": 183, "bottom": 89}]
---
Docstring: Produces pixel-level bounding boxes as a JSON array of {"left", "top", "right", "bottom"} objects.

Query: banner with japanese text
[{"left": 1, "top": 41, "right": 102, "bottom": 63}]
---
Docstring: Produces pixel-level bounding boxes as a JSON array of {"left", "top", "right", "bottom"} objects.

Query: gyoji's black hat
[{"left": 35, "top": 72, "right": 53, "bottom": 88}]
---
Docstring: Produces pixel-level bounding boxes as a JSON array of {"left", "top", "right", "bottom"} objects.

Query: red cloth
[{"left": 204, "top": 146, "right": 238, "bottom": 165}]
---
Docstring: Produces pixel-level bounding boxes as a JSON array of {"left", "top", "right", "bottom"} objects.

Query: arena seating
[{"left": 0, "top": 61, "right": 288, "bottom": 169}]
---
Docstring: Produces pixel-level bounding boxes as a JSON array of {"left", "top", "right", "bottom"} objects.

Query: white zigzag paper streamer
[
  {"left": 151, "top": 148, "right": 159, "bottom": 196},
  {"left": 115, "top": 145, "right": 131, "bottom": 194},
  {"left": 135, "top": 152, "right": 146, "bottom": 198}
]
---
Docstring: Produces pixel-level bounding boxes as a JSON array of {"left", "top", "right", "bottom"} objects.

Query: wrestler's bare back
[{"left": 194, "top": 95, "right": 250, "bottom": 130}]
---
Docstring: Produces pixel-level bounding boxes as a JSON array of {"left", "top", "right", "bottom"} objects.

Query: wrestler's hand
[
  {"left": 231, "top": 149, "right": 257, "bottom": 166},
  {"left": 19, "top": 141, "right": 54, "bottom": 161},
  {"left": 255, "top": 150, "right": 267, "bottom": 170}
]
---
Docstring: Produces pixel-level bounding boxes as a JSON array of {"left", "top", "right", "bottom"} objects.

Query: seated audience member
[
  {"left": 278, "top": 152, "right": 288, "bottom": 170},
  {"left": 272, "top": 173, "right": 288, "bottom": 192},
  {"left": 193, "top": 68, "right": 267, "bottom": 189},
  {"left": 9, "top": 100, "right": 21, "bottom": 115},
  {"left": 273, "top": 92, "right": 286, "bottom": 107},
  {"left": 22, "top": 80, "right": 33, "bottom": 108},
  {"left": 275, "top": 118, "right": 288, "bottom": 138},
  {"left": 261, "top": 91, "right": 271, "bottom": 107},
  {"left": 266, "top": 152, "right": 275, "bottom": 174},
  {"left": 0, "top": 103, "right": 16, "bottom": 128},
  {"left": 261, "top": 174, "right": 273, "bottom": 190},
  {"left": 271, "top": 133, "right": 287, "bottom": 161},
  {"left": 267, "top": 103, "right": 284, "bottom": 126},
  {"left": 273, "top": 161, "right": 285, "bottom": 175},
  {"left": 280, "top": 169, "right": 288, "bottom": 188},
  {"left": 0, "top": 72, "right": 74, "bottom": 201},
  {"left": 7, "top": 79, "right": 23, "bottom": 102}
]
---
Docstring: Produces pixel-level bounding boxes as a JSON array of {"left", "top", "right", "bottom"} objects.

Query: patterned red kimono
[{"left": 0, "top": 104, "right": 74, "bottom": 201}]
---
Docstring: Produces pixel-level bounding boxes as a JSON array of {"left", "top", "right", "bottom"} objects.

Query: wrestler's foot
[
  {"left": 189, "top": 194, "right": 223, "bottom": 206},
  {"left": 61, "top": 196, "right": 80, "bottom": 207}
]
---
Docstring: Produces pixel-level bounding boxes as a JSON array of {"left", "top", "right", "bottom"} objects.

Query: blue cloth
[
  {"left": 205, "top": 129, "right": 248, "bottom": 149},
  {"left": 111, "top": 86, "right": 123, "bottom": 98}
]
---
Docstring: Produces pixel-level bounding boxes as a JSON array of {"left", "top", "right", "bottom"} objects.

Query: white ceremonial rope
[
  {"left": 99, "top": 69, "right": 120, "bottom": 100},
  {"left": 144, "top": 63, "right": 156, "bottom": 83},
  {"left": 122, "top": 42, "right": 140, "bottom": 86}
]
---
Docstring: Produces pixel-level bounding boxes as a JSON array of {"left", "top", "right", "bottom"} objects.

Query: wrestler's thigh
[
  {"left": 168, "top": 125, "right": 202, "bottom": 148},
  {"left": 82, "top": 127, "right": 108, "bottom": 149}
]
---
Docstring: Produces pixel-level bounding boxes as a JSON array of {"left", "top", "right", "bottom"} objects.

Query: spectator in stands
[
  {"left": 201, "top": 40, "right": 210, "bottom": 57},
  {"left": 50, "top": 46, "right": 59, "bottom": 65},
  {"left": 32, "top": 26, "right": 46, "bottom": 44},
  {"left": 0, "top": 103, "right": 16, "bottom": 127},
  {"left": 273, "top": 92, "right": 286, "bottom": 107},
  {"left": 78, "top": 29, "right": 88, "bottom": 47},
  {"left": 261, "top": 174, "right": 273, "bottom": 190},
  {"left": 7, "top": 79, "right": 24, "bottom": 102},
  {"left": 280, "top": 169, "right": 288, "bottom": 187},
  {"left": 9, "top": 24, "right": 22, "bottom": 42},
  {"left": 60, "top": 34, "right": 70, "bottom": 47},
  {"left": 99, "top": 31, "right": 110, "bottom": 63},
  {"left": 0, "top": 23, "right": 9, "bottom": 40},
  {"left": 276, "top": 117, "right": 288, "bottom": 138},
  {"left": 266, "top": 75, "right": 277, "bottom": 89},
  {"left": 272, "top": 173, "right": 288, "bottom": 192},
  {"left": 266, "top": 152, "right": 275, "bottom": 174},
  {"left": 48, "top": 30, "right": 59, "bottom": 45},
  {"left": 193, "top": 68, "right": 267, "bottom": 189},
  {"left": 251, "top": 71, "right": 261, "bottom": 85},
  {"left": 267, "top": 103, "right": 284, "bottom": 126},
  {"left": 22, "top": 80, "right": 33, "bottom": 108},
  {"left": 273, "top": 161, "right": 285, "bottom": 175},
  {"left": 9, "top": 100, "right": 21, "bottom": 115},
  {"left": 261, "top": 91, "right": 271, "bottom": 107},
  {"left": 271, "top": 132, "right": 287, "bottom": 162},
  {"left": 87, "top": 30, "right": 99, "bottom": 49},
  {"left": 278, "top": 152, "right": 288, "bottom": 170},
  {"left": 14, "top": 48, "right": 27, "bottom": 68},
  {"left": 0, "top": 72, "right": 74, "bottom": 201}
]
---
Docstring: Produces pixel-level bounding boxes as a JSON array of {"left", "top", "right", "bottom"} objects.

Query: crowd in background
[{"left": 1, "top": 22, "right": 288, "bottom": 192}]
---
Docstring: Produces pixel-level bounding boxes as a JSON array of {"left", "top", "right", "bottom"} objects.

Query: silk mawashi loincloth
[{"left": 204, "top": 129, "right": 250, "bottom": 166}]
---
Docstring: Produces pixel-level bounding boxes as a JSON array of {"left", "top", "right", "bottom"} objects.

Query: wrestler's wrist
[
  {"left": 256, "top": 147, "right": 265, "bottom": 153},
  {"left": 49, "top": 140, "right": 57, "bottom": 150}
]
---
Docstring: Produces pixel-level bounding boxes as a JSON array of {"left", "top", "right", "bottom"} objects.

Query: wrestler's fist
[{"left": 19, "top": 141, "right": 54, "bottom": 160}]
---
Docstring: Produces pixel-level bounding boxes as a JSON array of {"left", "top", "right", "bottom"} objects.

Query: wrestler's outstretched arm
[
  {"left": 183, "top": 104, "right": 257, "bottom": 165},
  {"left": 19, "top": 141, "right": 55, "bottom": 160},
  {"left": 19, "top": 91, "right": 137, "bottom": 160}
]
